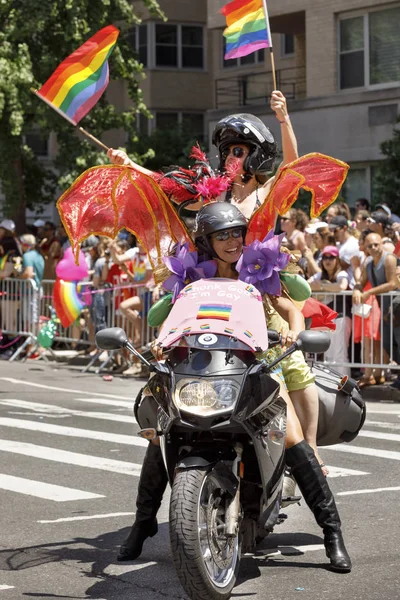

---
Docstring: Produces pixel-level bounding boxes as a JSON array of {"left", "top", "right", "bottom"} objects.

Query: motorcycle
[{"left": 96, "top": 279, "right": 364, "bottom": 600}]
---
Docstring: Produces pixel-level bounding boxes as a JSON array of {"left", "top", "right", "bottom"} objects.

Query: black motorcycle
[{"left": 96, "top": 281, "right": 364, "bottom": 600}]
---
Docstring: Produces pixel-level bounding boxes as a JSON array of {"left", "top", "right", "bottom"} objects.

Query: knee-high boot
[
  {"left": 286, "top": 440, "right": 352, "bottom": 573},
  {"left": 117, "top": 443, "right": 168, "bottom": 561}
]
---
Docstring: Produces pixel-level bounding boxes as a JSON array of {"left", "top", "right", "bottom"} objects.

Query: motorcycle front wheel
[{"left": 169, "top": 468, "right": 241, "bottom": 600}]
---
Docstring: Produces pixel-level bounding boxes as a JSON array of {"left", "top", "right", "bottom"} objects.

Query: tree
[
  {"left": 0, "top": 0, "right": 164, "bottom": 229},
  {"left": 374, "top": 118, "right": 400, "bottom": 212}
]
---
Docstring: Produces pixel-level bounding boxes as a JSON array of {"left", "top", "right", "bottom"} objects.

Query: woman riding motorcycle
[{"left": 118, "top": 203, "right": 352, "bottom": 574}]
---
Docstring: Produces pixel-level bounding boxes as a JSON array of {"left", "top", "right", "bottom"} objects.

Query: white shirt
[{"left": 338, "top": 236, "right": 360, "bottom": 288}]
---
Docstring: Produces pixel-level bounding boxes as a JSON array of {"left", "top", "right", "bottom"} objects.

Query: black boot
[
  {"left": 286, "top": 441, "right": 352, "bottom": 573},
  {"left": 117, "top": 443, "right": 168, "bottom": 561}
]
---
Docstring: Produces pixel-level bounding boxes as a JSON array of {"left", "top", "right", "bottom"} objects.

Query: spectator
[
  {"left": 308, "top": 245, "right": 351, "bottom": 375},
  {"left": 353, "top": 232, "right": 399, "bottom": 384},
  {"left": 16, "top": 234, "right": 45, "bottom": 336},
  {"left": 0, "top": 219, "right": 21, "bottom": 259},
  {"left": 328, "top": 215, "right": 361, "bottom": 287},
  {"left": 280, "top": 208, "right": 309, "bottom": 252},
  {"left": 325, "top": 201, "right": 351, "bottom": 223},
  {"left": 355, "top": 198, "right": 370, "bottom": 212},
  {"left": 40, "top": 221, "right": 62, "bottom": 280},
  {"left": 375, "top": 202, "right": 400, "bottom": 224},
  {"left": 366, "top": 211, "right": 395, "bottom": 241},
  {"left": 352, "top": 229, "right": 382, "bottom": 386},
  {"left": 355, "top": 210, "right": 370, "bottom": 233},
  {"left": 32, "top": 219, "right": 46, "bottom": 240}
]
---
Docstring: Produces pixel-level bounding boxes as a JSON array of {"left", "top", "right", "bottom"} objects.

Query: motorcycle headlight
[{"left": 174, "top": 379, "right": 240, "bottom": 416}]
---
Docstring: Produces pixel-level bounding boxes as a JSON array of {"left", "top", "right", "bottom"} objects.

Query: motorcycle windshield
[{"left": 158, "top": 279, "right": 269, "bottom": 352}]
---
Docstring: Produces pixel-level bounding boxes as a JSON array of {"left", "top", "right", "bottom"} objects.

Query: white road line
[
  {"left": 0, "top": 418, "right": 148, "bottom": 447},
  {"left": 0, "top": 586, "right": 15, "bottom": 591},
  {"left": 0, "top": 440, "right": 142, "bottom": 476},
  {"left": 73, "top": 397, "right": 133, "bottom": 408},
  {"left": 0, "top": 399, "right": 136, "bottom": 424},
  {"left": 0, "top": 377, "right": 133, "bottom": 401},
  {"left": 365, "top": 419, "right": 400, "bottom": 430},
  {"left": 0, "top": 474, "right": 104, "bottom": 502},
  {"left": 255, "top": 544, "right": 324, "bottom": 558},
  {"left": 366, "top": 409, "right": 400, "bottom": 415},
  {"left": 325, "top": 444, "right": 400, "bottom": 461},
  {"left": 358, "top": 430, "right": 400, "bottom": 443},
  {"left": 338, "top": 486, "right": 400, "bottom": 496},
  {"left": 104, "top": 563, "right": 157, "bottom": 576},
  {"left": 325, "top": 466, "right": 369, "bottom": 478},
  {"left": 38, "top": 512, "right": 135, "bottom": 524}
]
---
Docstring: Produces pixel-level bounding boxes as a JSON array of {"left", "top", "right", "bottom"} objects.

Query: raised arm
[
  {"left": 107, "top": 148, "right": 156, "bottom": 179},
  {"left": 270, "top": 90, "right": 298, "bottom": 168}
]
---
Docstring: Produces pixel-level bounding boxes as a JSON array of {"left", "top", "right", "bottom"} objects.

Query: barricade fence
[
  {"left": 0, "top": 278, "right": 154, "bottom": 363},
  {"left": 1, "top": 278, "right": 399, "bottom": 375}
]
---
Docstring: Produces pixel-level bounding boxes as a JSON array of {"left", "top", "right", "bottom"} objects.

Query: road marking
[
  {"left": 325, "top": 444, "right": 400, "bottom": 461},
  {"left": 73, "top": 397, "right": 133, "bottom": 408},
  {"left": 0, "top": 378, "right": 133, "bottom": 401},
  {"left": 0, "top": 440, "right": 142, "bottom": 476},
  {"left": 103, "top": 562, "right": 157, "bottom": 576},
  {"left": 358, "top": 430, "right": 400, "bottom": 443},
  {"left": 0, "top": 474, "right": 104, "bottom": 502},
  {"left": 38, "top": 512, "right": 135, "bottom": 523},
  {"left": 0, "top": 399, "right": 136, "bottom": 423},
  {"left": 338, "top": 486, "right": 400, "bottom": 496},
  {"left": 366, "top": 409, "right": 400, "bottom": 415},
  {"left": 365, "top": 419, "right": 400, "bottom": 430},
  {"left": 0, "top": 418, "right": 147, "bottom": 447},
  {"left": 255, "top": 544, "right": 324, "bottom": 558},
  {"left": 325, "top": 466, "right": 369, "bottom": 478},
  {"left": 0, "top": 586, "right": 15, "bottom": 591}
]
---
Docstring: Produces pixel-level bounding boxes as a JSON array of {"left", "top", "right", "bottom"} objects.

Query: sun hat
[{"left": 0, "top": 219, "right": 16, "bottom": 232}]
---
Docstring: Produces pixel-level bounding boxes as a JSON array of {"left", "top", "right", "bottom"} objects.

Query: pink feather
[
  {"left": 189, "top": 143, "right": 207, "bottom": 163},
  {"left": 194, "top": 175, "right": 231, "bottom": 200}
]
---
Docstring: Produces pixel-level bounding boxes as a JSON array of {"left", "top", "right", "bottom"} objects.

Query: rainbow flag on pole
[
  {"left": 36, "top": 25, "right": 119, "bottom": 125},
  {"left": 222, "top": 0, "right": 272, "bottom": 60}
]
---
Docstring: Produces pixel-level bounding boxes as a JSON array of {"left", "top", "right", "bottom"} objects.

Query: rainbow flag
[
  {"left": 222, "top": 0, "right": 272, "bottom": 60},
  {"left": 53, "top": 279, "right": 86, "bottom": 328},
  {"left": 197, "top": 303, "right": 232, "bottom": 321},
  {"left": 36, "top": 25, "right": 119, "bottom": 125}
]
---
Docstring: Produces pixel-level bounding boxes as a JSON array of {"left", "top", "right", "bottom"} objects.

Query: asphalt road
[{"left": 0, "top": 361, "right": 399, "bottom": 600}]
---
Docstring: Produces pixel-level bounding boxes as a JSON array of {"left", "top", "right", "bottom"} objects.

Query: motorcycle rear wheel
[{"left": 169, "top": 468, "right": 240, "bottom": 600}]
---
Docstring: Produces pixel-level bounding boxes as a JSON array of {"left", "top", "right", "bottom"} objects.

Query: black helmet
[
  {"left": 194, "top": 202, "right": 247, "bottom": 259},
  {"left": 212, "top": 113, "right": 277, "bottom": 179}
]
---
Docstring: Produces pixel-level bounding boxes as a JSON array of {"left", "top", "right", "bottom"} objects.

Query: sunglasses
[
  {"left": 213, "top": 228, "right": 243, "bottom": 242},
  {"left": 322, "top": 255, "right": 336, "bottom": 260},
  {"left": 222, "top": 146, "right": 246, "bottom": 160}
]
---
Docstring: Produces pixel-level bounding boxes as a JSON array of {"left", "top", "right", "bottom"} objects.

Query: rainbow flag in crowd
[
  {"left": 36, "top": 25, "right": 119, "bottom": 125},
  {"left": 222, "top": 0, "right": 272, "bottom": 60},
  {"left": 197, "top": 303, "right": 232, "bottom": 321}
]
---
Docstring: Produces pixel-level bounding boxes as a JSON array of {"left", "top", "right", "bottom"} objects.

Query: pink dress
[{"left": 353, "top": 281, "right": 381, "bottom": 342}]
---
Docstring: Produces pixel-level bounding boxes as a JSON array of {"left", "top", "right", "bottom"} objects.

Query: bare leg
[{"left": 289, "top": 384, "right": 328, "bottom": 475}]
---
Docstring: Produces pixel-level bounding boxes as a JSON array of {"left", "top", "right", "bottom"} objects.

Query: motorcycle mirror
[
  {"left": 96, "top": 327, "right": 128, "bottom": 350},
  {"left": 296, "top": 330, "right": 331, "bottom": 354}
]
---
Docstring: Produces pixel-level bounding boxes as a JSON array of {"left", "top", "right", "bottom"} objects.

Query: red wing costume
[
  {"left": 246, "top": 153, "right": 349, "bottom": 244},
  {"left": 57, "top": 165, "right": 193, "bottom": 268},
  {"left": 58, "top": 152, "right": 349, "bottom": 267}
]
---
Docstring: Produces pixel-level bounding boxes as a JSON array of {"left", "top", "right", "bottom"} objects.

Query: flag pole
[
  {"left": 31, "top": 89, "right": 109, "bottom": 152},
  {"left": 261, "top": 0, "right": 277, "bottom": 90}
]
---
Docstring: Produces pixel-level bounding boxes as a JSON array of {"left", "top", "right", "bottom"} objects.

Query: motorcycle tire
[{"left": 169, "top": 468, "right": 240, "bottom": 600}]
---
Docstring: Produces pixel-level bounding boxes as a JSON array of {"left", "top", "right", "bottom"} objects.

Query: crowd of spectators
[
  {"left": 0, "top": 218, "right": 159, "bottom": 373},
  {"left": 1, "top": 199, "right": 399, "bottom": 384}
]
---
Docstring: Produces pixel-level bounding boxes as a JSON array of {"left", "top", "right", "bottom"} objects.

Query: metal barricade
[
  {"left": 310, "top": 290, "right": 399, "bottom": 374},
  {"left": 0, "top": 277, "right": 41, "bottom": 360}
]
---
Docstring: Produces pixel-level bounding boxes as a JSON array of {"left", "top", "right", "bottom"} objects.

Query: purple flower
[
  {"left": 236, "top": 231, "right": 290, "bottom": 296},
  {"left": 163, "top": 242, "right": 216, "bottom": 302}
]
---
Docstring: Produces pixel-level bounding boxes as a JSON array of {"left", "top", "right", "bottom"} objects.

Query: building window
[
  {"left": 342, "top": 165, "right": 379, "bottom": 206},
  {"left": 222, "top": 38, "right": 264, "bottom": 69},
  {"left": 25, "top": 131, "right": 48, "bottom": 157},
  {"left": 339, "top": 6, "right": 400, "bottom": 89},
  {"left": 126, "top": 24, "right": 148, "bottom": 67},
  {"left": 155, "top": 24, "right": 204, "bottom": 69},
  {"left": 154, "top": 112, "right": 204, "bottom": 139},
  {"left": 281, "top": 33, "right": 294, "bottom": 58}
]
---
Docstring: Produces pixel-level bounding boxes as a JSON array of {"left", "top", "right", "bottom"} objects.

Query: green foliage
[
  {"left": 374, "top": 118, "right": 400, "bottom": 211},
  {"left": 0, "top": 0, "right": 165, "bottom": 226},
  {"left": 129, "top": 124, "right": 205, "bottom": 171}
]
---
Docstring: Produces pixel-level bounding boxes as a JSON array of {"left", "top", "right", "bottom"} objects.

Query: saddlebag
[{"left": 313, "top": 362, "right": 366, "bottom": 446}]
